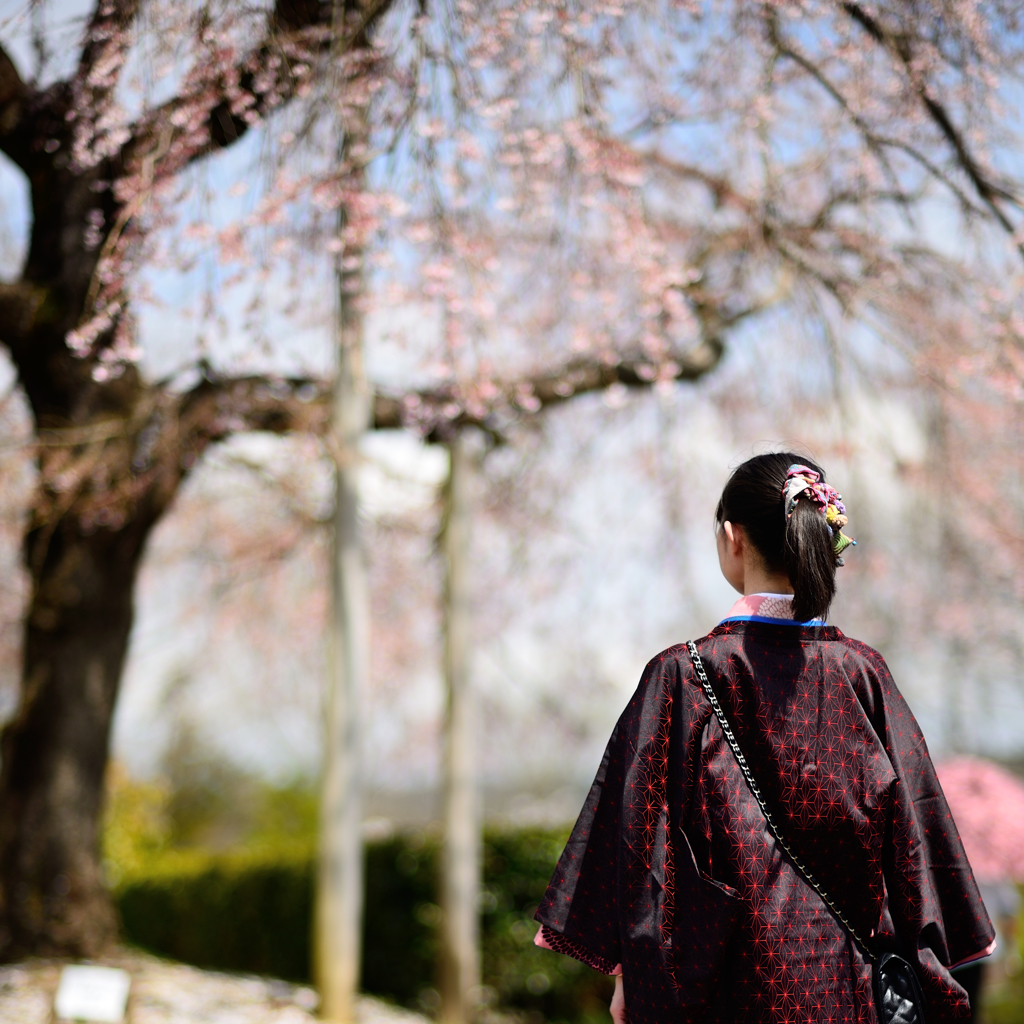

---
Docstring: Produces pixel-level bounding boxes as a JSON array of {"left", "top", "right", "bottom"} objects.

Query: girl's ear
[{"left": 723, "top": 520, "right": 742, "bottom": 556}]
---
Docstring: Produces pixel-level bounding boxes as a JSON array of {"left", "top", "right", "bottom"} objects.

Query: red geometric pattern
[
  {"left": 536, "top": 622, "right": 994, "bottom": 1024},
  {"left": 537, "top": 925, "right": 619, "bottom": 975}
]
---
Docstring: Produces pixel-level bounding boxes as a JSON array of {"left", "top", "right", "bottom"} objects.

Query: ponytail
[
  {"left": 716, "top": 452, "right": 844, "bottom": 623},
  {"left": 783, "top": 498, "right": 837, "bottom": 622}
]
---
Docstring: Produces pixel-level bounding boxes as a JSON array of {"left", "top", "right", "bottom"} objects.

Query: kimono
[{"left": 534, "top": 609, "right": 995, "bottom": 1023}]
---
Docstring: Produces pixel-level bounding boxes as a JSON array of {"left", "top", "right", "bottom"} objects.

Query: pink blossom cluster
[
  {"left": 937, "top": 757, "right": 1024, "bottom": 883},
  {"left": 50, "top": 0, "right": 1024, "bottom": 425}
]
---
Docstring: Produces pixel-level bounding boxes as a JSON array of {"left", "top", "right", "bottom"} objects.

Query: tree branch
[
  {"left": 766, "top": 14, "right": 909, "bottom": 212},
  {"left": 0, "top": 282, "right": 42, "bottom": 354},
  {"left": 74, "top": 0, "right": 141, "bottom": 97},
  {"left": 841, "top": 2, "right": 1024, "bottom": 251},
  {"left": 174, "top": 329, "right": 731, "bottom": 456},
  {"left": 34, "top": 0, "right": 143, "bottom": 175},
  {"left": 0, "top": 41, "right": 35, "bottom": 169},
  {"left": 178, "top": 374, "right": 330, "bottom": 453},
  {"left": 119, "top": 0, "right": 393, "bottom": 185},
  {"left": 175, "top": 287, "right": 762, "bottom": 456},
  {"left": 373, "top": 331, "right": 734, "bottom": 443}
]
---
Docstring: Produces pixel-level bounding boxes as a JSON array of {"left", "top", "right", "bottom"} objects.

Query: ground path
[{"left": 0, "top": 951, "right": 431, "bottom": 1024}]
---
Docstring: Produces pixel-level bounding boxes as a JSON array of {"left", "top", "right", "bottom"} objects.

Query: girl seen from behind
[{"left": 535, "top": 452, "right": 994, "bottom": 1023}]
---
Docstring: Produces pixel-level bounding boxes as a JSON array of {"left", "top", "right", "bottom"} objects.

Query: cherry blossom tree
[
  {"left": 0, "top": 0, "right": 1022, "bottom": 974},
  {"left": 0, "top": 0, "right": 393, "bottom": 962}
]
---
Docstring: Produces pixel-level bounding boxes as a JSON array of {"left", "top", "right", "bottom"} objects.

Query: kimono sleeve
[
  {"left": 532, "top": 708, "right": 628, "bottom": 975},
  {"left": 534, "top": 647, "right": 705, "bottom": 976},
  {"left": 848, "top": 643, "right": 995, "bottom": 1018}
]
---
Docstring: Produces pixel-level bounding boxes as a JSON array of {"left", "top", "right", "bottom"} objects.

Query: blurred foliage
[
  {"left": 103, "top": 764, "right": 171, "bottom": 884},
  {"left": 480, "top": 831, "right": 613, "bottom": 1024},
  {"left": 978, "top": 951, "right": 1024, "bottom": 1024},
  {"left": 104, "top": 743, "right": 321, "bottom": 853},
  {"left": 158, "top": 726, "right": 321, "bottom": 851},
  {"left": 104, "top": 768, "right": 610, "bottom": 1022}
]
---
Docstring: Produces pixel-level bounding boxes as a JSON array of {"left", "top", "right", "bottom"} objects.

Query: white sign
[{"left": 54, "top": 965, "right": 131, "bottom": 1023}]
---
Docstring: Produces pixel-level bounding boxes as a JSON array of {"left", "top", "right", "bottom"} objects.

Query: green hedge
[
  {"left": 116, "top": 829, "right": 612, "bottom": 1024},
  {"left": 117, "top": 846, "right": 313, "bottom": 982}
]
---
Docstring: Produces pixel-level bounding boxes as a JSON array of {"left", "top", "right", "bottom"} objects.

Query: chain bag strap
[{"left": 685, "top": 641, "right": 927, "bottom": 1024}]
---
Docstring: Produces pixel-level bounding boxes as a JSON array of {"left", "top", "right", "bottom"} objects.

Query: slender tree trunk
[
  {"left": 440, "top": 433, "right": 480, "bottom": 1024},
  {"left": 928, "top": 401, "right": 968, "bottom": 753},
  {"left": 315, "top": 109, "right": 370, "bottom": 1022},
  {"left": 0, "top": 510, "right": 157, "bottom": 958}
]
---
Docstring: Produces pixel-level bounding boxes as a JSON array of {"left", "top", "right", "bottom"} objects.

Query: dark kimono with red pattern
[{"left": 535, "top": 622, "right": 994, "bottom": 1023}]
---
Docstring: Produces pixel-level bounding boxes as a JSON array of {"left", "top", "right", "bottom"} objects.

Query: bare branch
[
  {"left": 644, "top": 153, "right": 756, "bottom": 218},
  {"left": 871, "top": 135, "right": 991, "bottom": 221},
  {"left": 766, "top": 13, "right": 909, "bottom": 208},
  {"left": 768, "top": 12, "right": 999, "bottom": 228},
  {"left": 179, "top": 374, "right": 330, "bottom": 452},
  {"left": 917, "top": 91, "right": 1021, "bottom": 224},
  {"left": 842, "top": 2, "right": 1024, "bottom": 252}
]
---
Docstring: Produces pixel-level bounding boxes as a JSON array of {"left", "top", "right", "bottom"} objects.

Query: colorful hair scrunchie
[{"left": 782, "top": 464, "right": 857, "bottom": 562}]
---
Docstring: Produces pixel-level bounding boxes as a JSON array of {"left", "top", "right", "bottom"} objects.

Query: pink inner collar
[{"left": 725, "top": 592, "right": 798, "bottom": 621}]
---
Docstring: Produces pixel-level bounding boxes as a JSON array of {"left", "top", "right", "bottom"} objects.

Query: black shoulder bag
[{"left": 686, "top": 641, "right": 927, "bottom": 1024}]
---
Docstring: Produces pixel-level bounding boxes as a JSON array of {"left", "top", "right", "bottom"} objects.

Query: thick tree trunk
[
  {"left": 0, "top": 132, "right": 181, "bottom": 954},
  {"left": 0, "top": 510, "right": 156, "bottom": 958},
  {"left": 0, "top": 0, "right": 386, "bottom": 966},
  {"left": 440, "top": 433, "right": 480, "bottom": 1024}
]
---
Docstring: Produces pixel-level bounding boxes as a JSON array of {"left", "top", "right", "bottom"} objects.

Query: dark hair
[{"left": 715, "top": 452, "right": 838, "bottom": 622}]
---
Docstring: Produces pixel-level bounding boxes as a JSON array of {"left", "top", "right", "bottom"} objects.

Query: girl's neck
[
  {"left": 717, "top": 522, "right": 793, "bottom": 597},
  {"left": 740, "top": 565, "right": 793, "bottom": 597}
]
